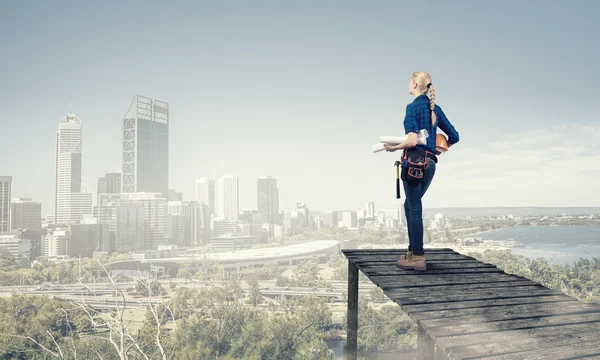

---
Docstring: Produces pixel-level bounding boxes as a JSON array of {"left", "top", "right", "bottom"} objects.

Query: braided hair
[{"left": 411, "top": 71, "right": 436, "bottom": 125}]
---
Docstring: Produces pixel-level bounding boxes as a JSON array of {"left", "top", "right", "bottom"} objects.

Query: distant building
[
  {"left": 98, "top": 173, "right": 121, "bottom": 197},
  {"left": 0, "top": 176, "right": 12, "bottom": 233},
  {"left": 364, "top": 201, "right": 375, "bottom": 218},
  {"left": 257, "top": 176, "right": 280, "bottom": 224},
  {"left": 340, "top": 211, "right": 358, "bottom": 229},
  {"left": 321, "top": 211, "right": 338, "bottom": 228},
  {"left": 122, "top": 95, "right": 169, "bottom": 199},
  {"left": 208, "top": 234, "right": 257, "bottom": 251},
  {"left": 54, "top": 110, "right": 92, "bottom": 224},
  {"left": 216, "top": 175, "right": 239, "bottom": 221},
  {"left": 69, "top": 223, "right": 110, "bottom": 258},
  {"left": 167, "top": 200, "right": 200, "bottom": 247},
  {"left": 44, "top": 226, "right": 71, "bottom": 257},
  {"left": 97, "top": 192, "right": 168, "bottom": 253},
  {"left": 168, "top": 189, "right": 183, "bottom": 201},
  {"left": 10, "top": 198, "right": 42, "bottom": 232},
  {"left": 0, "top": 233, "right": 30, "bottom": 261},
  {"left": 195, "top": 177, "right": 215, "bottom": 216}
]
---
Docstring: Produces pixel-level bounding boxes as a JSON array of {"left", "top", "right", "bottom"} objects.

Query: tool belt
[{"left": 401, "top": 149, "right": 437, "bottom": 185}]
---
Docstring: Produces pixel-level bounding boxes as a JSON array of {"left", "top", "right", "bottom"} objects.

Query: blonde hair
[{"left": 411, "top": 71, "right": 436, "bottom": 125}]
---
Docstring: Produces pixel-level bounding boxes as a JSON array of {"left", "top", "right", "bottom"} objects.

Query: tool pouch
[{"left": 401, "top": 149, "right": 429, "bottom": 185}]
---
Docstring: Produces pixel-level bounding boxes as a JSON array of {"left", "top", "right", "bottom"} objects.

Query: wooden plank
[
  {"left": 358, "top": 261, "right": 498, "bottom": 270},
  {"left": 476, "top": 339, "right": 600, "bottom": 360},
  {"left": 342, "top": 248, "right": 455, "bottom": 254},
  {"left": 435, "top": 320, "right": 600, "bottom": 349},
  {"left": 364, "top": 267, "right": 505, "bottom": 276},
  {"left": 415, "top": 300, "right": 600, "bottom": 324},
  {"left": 371, "top": 272, "right": 524, "bottom": 288},
  {"left": 400, "top": 294, "right": 576, "bottom": 314},
  {"left": 384, "top": 280, "right": 540, "bottom": 297},
  {"left": 341, "top": 250, "right": 600, "bottom": 359},
  {"left": 347, "top": 253, "right": 475, "bottom": 262},
  {"left": 441, "top": 324, "right": 600, "bottom": 359},
  {"left": 428, "top": 312, "right": 600, "bottom": 338},
  {"left": 391, "top": 286, "right": 564, "bottom": 306}
]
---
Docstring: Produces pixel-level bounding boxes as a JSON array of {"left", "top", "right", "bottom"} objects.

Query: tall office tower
[
  {"left": 0, "top": 176, "right": 11, "bottom": 232},
  {"left": 195, "top": 177, "right": 215, "bottom": 215},
  {"left": 216, "top": 175, "right": 239, "bottom": 221},
  {"left": 10, "top": 198, "right": 42, "bottom": 231},
  {"left": 122, "top": 95, "right": 169, "bottom": 199},
  {"left": 54, "top": 110, "right": 92, "bottom": 224},
  {"left": 98, "top": 173, "right": 121, "bottom": 197},
  {"left": 364, "top": 201, "right": 375, "bottom": 218},
  {"left": 257, "top": 176, "right": 280, "bottom": 224}
]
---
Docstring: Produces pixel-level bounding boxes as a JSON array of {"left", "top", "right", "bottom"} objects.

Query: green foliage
[
  {"left": 0, "top": 294, "right": 95, "bottom": 359},
  {"left": 468, "top": 250, "right": 600, "bottom": 301},
  {"left": 135, "top": 279, "right": 166, "bottom": 297}
]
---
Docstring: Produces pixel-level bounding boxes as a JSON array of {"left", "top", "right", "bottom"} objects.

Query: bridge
[{"left": 343, "top": 248, "right": 600, "bottom": 360}]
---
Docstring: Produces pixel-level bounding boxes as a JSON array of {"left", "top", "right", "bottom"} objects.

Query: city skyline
[{"left": 2, "top": 1, "right": 600, "bottom": 214}]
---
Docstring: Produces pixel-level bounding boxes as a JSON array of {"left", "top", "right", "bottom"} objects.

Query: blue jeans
[{"left": 403, "top": 159, "right": 436, "bottom": 256}]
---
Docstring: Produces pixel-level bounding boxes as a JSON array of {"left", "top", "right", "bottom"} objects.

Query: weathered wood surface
[{"left": 342, "top": 249, "right": 600, "bottom": 360}]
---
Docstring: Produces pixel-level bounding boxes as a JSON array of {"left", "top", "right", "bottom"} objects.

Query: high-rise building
[
  {"left": 10, "top": 198, "right": 42, "bottom": 232},
  {"left": 195, "top": 177, "right": 215, "bottom": 215},
  {"left": 122, "top": 95, "right": 169, "bottom": 199},
  {"left": 98, "top": 173, "right": 121, "bottom": 197},
  {"left": 0, "top": 176, "right": 11, "bottom": 232},
  {"left": 364, "top": 201, "right": 375, "bottom": 218},
  {"left": 54, "top": 110, "right": 92, "bottom": 224},
  {"left": 257, "top": 176, "right": 280, "bottom": 224},
  {"left": 216, "top": 175, "right": 239, "bottom": 221}
]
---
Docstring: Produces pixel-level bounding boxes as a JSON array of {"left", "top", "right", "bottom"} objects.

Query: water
[{"left": 478, "top": 225, "right": 600, "bottom": 265}]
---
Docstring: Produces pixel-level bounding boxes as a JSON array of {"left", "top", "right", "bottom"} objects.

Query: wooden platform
[{"left": 342, "top": 248, "right": 600, "bottom": 360}]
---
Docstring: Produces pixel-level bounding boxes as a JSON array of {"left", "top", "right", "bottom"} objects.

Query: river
[{"left": 477, "top": 225, "right": 600, "bottom": 265}]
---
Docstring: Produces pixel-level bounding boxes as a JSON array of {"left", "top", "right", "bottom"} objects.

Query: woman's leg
[
  {"left": 404, "top": 200, "right": 413, "bottom": 252},
  {"left": 402, "top": 161, "right": 437, "bottom": 257}
]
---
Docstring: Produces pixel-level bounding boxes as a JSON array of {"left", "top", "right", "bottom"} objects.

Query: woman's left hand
[{"left": 384, "top": 144, "right": 397, "bottom": 152}]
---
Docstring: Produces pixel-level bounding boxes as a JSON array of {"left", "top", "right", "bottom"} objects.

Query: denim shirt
[{"left": 403, "top": 94, "right": 460, "bottom": 154}]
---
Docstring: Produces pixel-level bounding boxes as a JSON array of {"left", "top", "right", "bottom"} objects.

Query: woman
[{"left": 384, "top": 71, "right": 460, "bottom": 271}]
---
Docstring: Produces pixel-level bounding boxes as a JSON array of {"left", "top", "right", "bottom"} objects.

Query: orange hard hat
[{"left": 436, "top": 134, "right": 449, "bottom": 153}]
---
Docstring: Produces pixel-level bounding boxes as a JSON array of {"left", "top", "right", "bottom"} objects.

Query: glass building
[{"left": 122, "top": 95, "right": 169, "bottom": 199}]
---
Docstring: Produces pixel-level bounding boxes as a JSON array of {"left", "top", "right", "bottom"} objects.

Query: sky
[{"left": 1, "top": 0, "right": 599, "bottom": 216}]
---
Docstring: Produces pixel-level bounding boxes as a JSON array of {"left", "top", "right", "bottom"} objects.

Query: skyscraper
[
  {"left": 122, "top": 95, "right": 169, "bottom": 199},
  {"left": 257, "top": 176, "right": 280, "bottom": 224},
  {"left": 54, "top": 110, "right": 92, "bottom": 224},
  {"left": 0, "top": 176, "right": 11, "bottom": 232},
  {"left": 364, "top": 201, "right": 375, "bottom": 218},
  {"left": 216, "top": 175, "right": 239, "bottom": 221},
  {"left": 195, "top": 177, "right": 215, "bottom": 215}
]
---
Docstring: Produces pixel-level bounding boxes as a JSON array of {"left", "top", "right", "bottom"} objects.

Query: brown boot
[
  {"left": 397, "top": 254, "right": 426, "bottom": 271},
  {"left": 401, "top": 250, "right": 413, "bottom": 260}
]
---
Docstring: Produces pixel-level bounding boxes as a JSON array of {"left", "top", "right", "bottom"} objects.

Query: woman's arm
[{"left": 384, "top": 132, "right": 418, "bottom": 152}]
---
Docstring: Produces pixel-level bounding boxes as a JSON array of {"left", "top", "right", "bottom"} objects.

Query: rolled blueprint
[
  {"left": 380, "top": 129, "right": 429, "bottom": 144},
  {"left": 372, "top": 129, "right": 428, "bottom": 153}
]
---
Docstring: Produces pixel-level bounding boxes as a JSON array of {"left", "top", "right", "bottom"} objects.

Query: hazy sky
[{"left": 1, "top": 0, "right": 599, "bottom": 215}]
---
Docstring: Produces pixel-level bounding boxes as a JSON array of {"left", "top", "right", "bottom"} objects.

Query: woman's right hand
[{"left": 384, "top": 144, "right": 397, "bottom": 152}]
